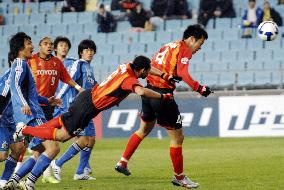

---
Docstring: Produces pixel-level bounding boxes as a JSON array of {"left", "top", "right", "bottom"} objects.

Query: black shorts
[
  {"left": 41, "top": 105, "right": 55, "bottom": 121},
  {"left": 141, "top": 85, "right": 182, "bottom": 129},
  {"left": 61, "top": 89, "right": 99, "bottom": 136}
]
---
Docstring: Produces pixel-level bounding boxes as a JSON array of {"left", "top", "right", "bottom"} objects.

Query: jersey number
[{"left": 51, "top": 77, "right": 56, "bottom": 85}]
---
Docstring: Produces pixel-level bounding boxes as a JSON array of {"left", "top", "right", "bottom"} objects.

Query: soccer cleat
[
  {"left": 73, "top": 174, "right": 96, "bottom": 181},
  {"left": 13, "top": 122, "right": 26, "bottom": 142},
  {"left": 115, "top": 163, "right": 131, "bottom": 176},
  {"left": 2, "top": 179, "right": 17, "bottom": 190},
  {"left": 50, "top": 160, "right": 62, "bottom": 181},
  {"left": 172, "top": 175, "right": 199, "bottom": 189},
  {"left": 41, "top": 176, "right": 60, "bottom": 184},
  {"left": 0, "top": 180, "right": 7, "bottom": 188},
  {"left": 17, "top": 181, "right": 34, "bottom": 190},
  {"left": 84, "top": 167, "right": 92, "bottom": 175}
]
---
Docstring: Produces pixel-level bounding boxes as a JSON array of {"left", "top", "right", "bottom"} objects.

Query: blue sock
[
  {"left": 13, "top": 156, "right": 36, "bottom": 181},
  {"left": 27, "top": 153, "right": 51, "bottom": 184},
  {"left": 76, "top": 146, "right": 93, "bottom": 175},
  {"left": 1, "top": 156, "right": 17, "bottom": 180},
  {"left": 55, "top": 143, "right": 82, "bottom": 167}
]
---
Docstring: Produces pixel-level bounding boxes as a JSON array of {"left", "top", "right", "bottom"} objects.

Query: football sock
[
  {"left": 120, "top": 133, "right": 143, "bottom": 167},
  {"left": 12, "top": 156, "right": 36, "bottom": 182},
  {"left": 27, "top": 153, "right": 51, "bottom": 184},
  {"left": 76, "top": 146, "right": 93, "bottom": 175},
  {"left": 55, "top": 143, "right": 82, "bottom": 167},
  {"left": 170, "top": 146, "right": 184, "bottom": 180},
  {"left": 1, "top": 155, "right": 17, "bottom": 180}
]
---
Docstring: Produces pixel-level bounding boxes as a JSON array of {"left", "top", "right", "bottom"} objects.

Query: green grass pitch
[{"left": 1, "top": 137, "right": 283, "bottom": 190}]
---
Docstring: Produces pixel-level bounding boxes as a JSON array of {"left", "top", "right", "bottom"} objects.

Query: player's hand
[
  {"left": 22, "top": 105, "right": 32, "bottom": 115},
  {"left": 197, "top": 85, "right": 213, "bottom": 97},
  {"left": 78, "top": 87, "right": 85, "bottom": 94},
  {"left": 161, "top": 93, "right": 173, "bottom": 100},
  {"left": 169, "top": 75, "right": 182, "bottom": 83},
  {"left": 48, "top": 96, "right": 63, "bottom": 107}
]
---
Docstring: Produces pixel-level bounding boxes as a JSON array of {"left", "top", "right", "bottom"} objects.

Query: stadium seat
[
  {"left": 55, "top": 1, "right": 65, "bottom": 13},
  {"left": 146, "top": 42, "right": 162, "bottom": 56},
  {"left": 245, "top": 60, "right": 264, "bottom": 71},
  {"left": 213, "top": 40, "right": 230, "bottom": 51},
  {"left": 123, "top": 32, "right": 139, "bottom": 43},
  {"left": 204, "top": 51, "right": 221, "bottom": 62},
  {"left": 230, "top": 39, "right": 246, "bottom": 50},
  {"left": 72, "top": 34, "right": 90, "bottom": 46},
  {"left": 140, "top": 0, "right": 151, "bottom": 10},
  {"left": 83, "top": 23, "right": 98, "bottom": 34},
  {"left": 3, "top": 25, "right": 18, "bottom": 37},
  {"left": 221, "top": 51, "right": 238, "bottom": 62},
  {"left": 0, "top": 38, "right": 8, "bottom": 48},
  {"left": 103, "top": 54, "right": 119, "bottom": 66},
  {"left": 237, "top": 50, "right": 255, "bottom": 61},
  {"left": 68, "top": 47, "right": 78, "bottom": 58},
  {"left": 139, "top": 31, "right": 155, "bottom": 43},
  {"left": 223, "top": 29, "right": 240, "bottom": 40},
  {"left": 46, "top": 13, "right": 62, "bottom": 24},
  {"left": 254, "top": 71, "right": 272, "bottom": 85},
  {"left": 201, "top": 40, "right": 213, "bottom": 51},
  {"left": 24, "top": 2, "right": 39, "bottom": 15},
  {"left": 19, "top": 25, "right": 35, "bottom": 36},
  {"left": 211, "top": 61, "right": 229, "bottom": 71},
  {"left": 271, "top": 70, "right": 283, "bottom": 85},
  {"left": 156, "top": 31, "right": 172, "bottom": 43},
  {"left": 107, "top": 32, "right": 123, "bottom": 44},
  {"left": 119, "top": 53, "right": 136, "bottom": 64},
  {"left": 39, "top": 2, "right": 55, "bottom": 13},
  {"left": 215, "top": 18, "right": 232, "bottom": 29},
  {"left": 228, "top": 61, "right": 245, "bottom": 71},
  {"left": 255, "top": 49, "right": 273, "bottom": 61},
  {"left": 246, "top": 38, "right": 263, "bottom": 50},
  {"left": 263, "top": 60, "right": 281, "bottom": 70},
  {"left": 113, "top": 43, "right": 129, "bottom": 55},
  {"left": 29, "top": 12, "right": 45, "bottom": 25},
  {"left": 218, "top": 72, "right": 236, "bottom": 86},
  {"left": 200, "top": 72, "right": 218, "bottom": 86},
  {"left": 116, "top": 21, "right": 131, "bottom": 32},
  {"left": 273, "top": 49, "right": 284, "bottom": 61},
  {"left": 8, "top": 2, "right": 24, "bottom": 14},
  {"left": 264, "top": 38, "right": 282, "bottom": 50},
  {"left": 78, "top": 12, "right": 94, "bottom": 24},
  {"left": 90, "top": 33, "right": 107, "bottom": 44},
  {"left": 4, "top": 14, "right": 14, "bottom": 25},
  {"left": 14, "top": 13, "right": 29, "bottom": 25},
  {"left": 237, "top": 71, "right": 254, "bottom": 86},
  {"left": 67, "top": 23, "right": 84, "bottom": 35},
  {"left": 207, "top": 29, "right": 223, "bottom": 40},
  {"left": 231, "top": 17, "right": 242, "bottom": 28},
  {"left": 62, "top": 12, "right": 78, "bottom": 24},
  {"left": 129, "top": 43, "right": 146, "bottom": 54},
  {"left": 172, "top": 30, "right": 183, "bottom": 41},
  {"left": 191, "top": 52, "right": 204, "bottom": 63},
  {"left": 181, "top": 19, "right": 197, "bottom": 29},
  {"left": 34, "top": 24, "right": 51, "bottom": 36},
  {"left": 51, "top": 24, "right": 67, "bottom": 36},
  {"left": 165, "top": 19, "right": 182, "bottom": 31},
  {"left": 150, "top": 17, "right": 164, "bottom": 31},
  {"left": 96, "top": 43, "right": 112, "bottom": 55},
  {"left": 206, "top": 19, "right": 214, "bottom": 29},
  {"left": 194, "top": 62, "right": 212, "bottom": 72}
]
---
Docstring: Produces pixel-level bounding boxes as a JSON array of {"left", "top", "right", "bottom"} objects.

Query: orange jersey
[
  {"left": 28, "top": 54, "right": 72, "bottom": 98},
  {"left": 147, "top": 41, "right": 200, "bottom": 91},
  {"left": 92, "top": 63, "right": 141, "bottom": 110}
]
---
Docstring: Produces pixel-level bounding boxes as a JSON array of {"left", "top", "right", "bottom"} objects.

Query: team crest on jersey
[
  {"left": 1, "top": 141, "right": 8, "bottom": 150},
  {"left": 181, "top": 57, "right": 189, "bottom": 64},
  {"left": 15, "top": 66, "right": 23, "bottom": 73},
  {"left": 53, "top": 62, "right": 56, "bottom": 66}
]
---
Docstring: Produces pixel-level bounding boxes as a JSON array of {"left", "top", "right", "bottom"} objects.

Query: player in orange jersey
[
  {"left": 115, "top": 24, "right": 213, "bottom": 189},
  {"left": 14, "top": 55, "right": 178, "bottom": 142}
]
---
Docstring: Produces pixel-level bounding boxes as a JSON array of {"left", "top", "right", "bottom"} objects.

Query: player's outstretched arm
[{"left": 134, "top": 85, "right": 173, "bottom": 100}]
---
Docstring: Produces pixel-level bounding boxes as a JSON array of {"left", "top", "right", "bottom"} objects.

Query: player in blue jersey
[
  {"left": 3, "top": 32, "right": 61, "bottom": 190},
  {"left": 50, "top": 37, "right": 97, "bottom": 181}
]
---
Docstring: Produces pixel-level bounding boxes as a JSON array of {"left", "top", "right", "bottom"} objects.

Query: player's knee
[
  {"left": 177, "top": 134, "right": 184, "bottom": 144},
  {"left": 88, "top": 136, "right": 96, "bottom": 146},
  {"left": 10, "top": 145, "right": 25, "bottom": 159},
  {"left": 0, "top": 152, "right": 8, "bottom": 161}
]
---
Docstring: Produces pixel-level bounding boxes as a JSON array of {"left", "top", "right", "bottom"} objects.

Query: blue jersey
[
  {"left": 0, "top": 69, "right": 11, "bottom": 114},
  {"left": 10, "top": 58, "right": 45, "bottom": 124},
  {"left": 54, "top": 58, "right": 97, "bottom": 115}
]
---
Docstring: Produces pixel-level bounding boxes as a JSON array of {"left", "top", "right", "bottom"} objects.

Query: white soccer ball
[{"left": 257, "top": 21, "right": 279, "bottom": 41}]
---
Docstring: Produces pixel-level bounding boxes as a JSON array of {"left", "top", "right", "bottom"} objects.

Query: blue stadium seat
[
  {"left": 273, "top": 49, "right": 284, "bottom": 61},
  {"left": 103, "top": 54, "right": 119, "bottom": 65},
  {"left": 35, "top": 24, "right": 51, "bottom": 36},
  {"left": 191, "top": 52, "right": 204, "bottom": 63},
  {"left": 194, "top": 62, "right": 212, "bottom": 72},
  {"left": 0, "top": 3, "right": 8, "bottom": 15},
  {"left": 231, "top": 18, "right": 242, "bottom": 28},
  {"left": 200, "top": 72, "right": 218, "bottom": 86},
  {"left": 29, "top": 12, "right": 45, "bottom": 25},
  {"left": 139, "top": 31, "right": 155, "bottom": 43},
  {"left": 46, "top": 13, "right": 61, "bottom": 24},
  {"left": 146, "top": 42, "right": 162, "bottom": 55},
  {"left": 119, "top": 53, "right": 136, "bottom": 64},
  {"left": 3, "top": 25, "right": 18, "bottom": 37},
  {"left": 113, "top": 43, "right": 129, "bottom": 55},
  {"left": 39, "top": 2, "right": 55, "bottom": 13},
  {"left": 221, "top": 51, "right": 238, "bottom": 62},
  {"left": 116, "top": 21, "right": 131, "bottom": 32},
  {"left": 172, "top": 30, "right": 183, "bottom": 41},
  {"left": 181, "top": 19, "right": 197, "bottom": 29},
  {"left": 212, "top": 61, "right": 229, "bottom": 71},
  {"left": 83, "top": 23, "right": 98, "bottom": 34},
  {"left": 218, "top": 72, "right": 236, "bottom": 86},
  {"left": 207, "top": 29, "right": 223, "bottom": 40},
  {"left": 96, "top": 44, "right": 112, "bottom": 55},
  {"left": 215, "top": 18, "right": 232, "bottom": 29},
  {"left": 129, "top": 43, "right": 145, "bottom": 54},
  {"left": 230, "top": 39, "right": 246, "bottom": 50},
  {"left": 150, "top": 17, "right": 164, "bottom": 31},
  {"left": 271, "top": 70, "right": 282, "bottom": 85},
  {"left": 255, "top": 49, "right": 273, "bottom": 61},
  {"left": 14, "top": 13, "right": 29, "bottom": 25},
  {"left": 228, "top": 61, "right": 245, "bottom": 71},
  {"left": 0, "top": 38, "right": 8, "bottom": 48},
  {"left": 72, "top": 34, "right": 90, "bottom": 46},
  {"left": 204, "top": 51, "right": 221, "bottom": 62},
  {"left": 78, "top": 12, "right": 94, "bottom": 24},
  {"left": 254, "top": 71, "right": 272, "bottom": 85},
  {"left": 237, "top": 71, "right": 254, "bottom": 86},
  {"left": 123, "top": 32, "right": 139, "bottom": 43},
  {"left": 4, "top": 14, "right": 14, "bottom": 25},
  {"left": 213, "top": 40, "right": 230, "bottom": 51},
  {"left": 237, "top": 50, "right": 255, "bottom": 61},
  {"left": 206, "top": 19, "right": 214, "bottom": 29},
  {"left": 19, "top": 25, "right": 35, "bottom": 36},
  {"left": 263, "top": 60, "right": 281, "bottom": 70},
  {"left": 264, "top": 38, "right": 282, "bottom": 50},
  {"left": 8, "top": 3, "right": 24, "bottom": 14},
  {"left": 51, "top": 24, "right": 67, "bottom": 36},
  {"left": 68, "top": 47, "right": 77, "bottom": 58},
  {"left": 165, "top": 19, "right": 182, "bottom": 31},
  {"left": 201, "top": 40, "right": 213, "bottom": 51},
  {"left": 90, "top": 33, "right": 107, "bottom": 44},
  {"left": 223, "top": 29, "right": 240, "bottom": 40},
  {"left": 55, "top": 1, "right": 65, "bottom": 13},
  {"left": 62, "top": 12, "right": 78, "bottom": 24},
  {"left": 107, "top": 32, "right": 123, "bottom": 44},
  {"left": 67, "top": 23, "right": 84, "bottom": 35},
  {"left": 245, "top": 60, "right": 264, "bottom": 71},
  {"left": 156, "top": 31, "right": 172, "bottom": 43},
  {"left": 24, "top": 2, "right": 39, "bottom": 14},
  {"left": 140, "top": 0, "right": 151, "bottom": 10},
  {"left": 246, "top": 39, "right": 263, "bottom": 50}
]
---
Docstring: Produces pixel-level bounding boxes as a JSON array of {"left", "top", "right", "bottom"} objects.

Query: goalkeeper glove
[{"left": 197, "top": 85, "right": 213, "bottom": 97}]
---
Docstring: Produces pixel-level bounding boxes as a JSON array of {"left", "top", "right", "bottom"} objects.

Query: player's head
[
  {"left": 248, "top": 0, "right": 256, "bottom": 8},
  {"left": 183, "top": 24, "right": 208, "bottom": 54},
  {"left": 78, "top": 39, "right": 96, "bottom": 63},
  {"left": 130, "top": 55, "right": 151, "bottom": 79},
  {"left": 8, "top": 32, "right": 33, "bottom": 67},
  {"left": 39, "top": 36, "right": 53, "bottom": 56},
  {"left": 54, "top": 36, "right": 71, "bottom": 57}
]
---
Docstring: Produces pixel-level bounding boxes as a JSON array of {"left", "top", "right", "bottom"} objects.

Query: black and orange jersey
[
  {"left": 28, "top": 53, "right": 72, "bottom": 98},
  {"left": 92, "top": 63, "right": 141, "bottom": 110},
  {"left": 147, "top": 40, "right": 200, "bottom": 91}
]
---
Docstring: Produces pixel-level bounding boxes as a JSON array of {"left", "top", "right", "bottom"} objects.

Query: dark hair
[
  {"left": 183, "top": 24, "right": 208, "bottom": 40},
  {"left": 8, "top": 32, "right": 31, "bottom": 67},
  {"left": 249, "top": 0, "right": 256, "bottom": 2},
  {"left": 99, "top": 4, "right": 104, "bottom": 9},
  {"left": 78, "top": 39, "right": 96, "bottom": 59},
  {"left": 54, "top": 36, "right": 71, "bottom": 55},
  {"left": 130, "top": 55, "right": 151, "bottom": 71}
]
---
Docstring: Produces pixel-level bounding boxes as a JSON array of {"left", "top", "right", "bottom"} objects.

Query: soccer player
[
  {"left": 14, "top": 56, "right": 177, "bottom": 144},
  {"left": 27, "top": 36, "right": 84, "bottom": 184},
  {"left": 3, "top": 32, "right": 61, "bottom": 190},
  {"left": 50, "top": 38, "right": 97, "bottom": 181},
  {"left": 114, "top": 24, "right": 212, "bottom": 189}
]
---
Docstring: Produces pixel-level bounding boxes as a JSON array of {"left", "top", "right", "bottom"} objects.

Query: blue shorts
[
  {"left": 78, "top": 121, "right": 96, "bottom": 137},
  {"left": 28, "top": 118, "right": 47, "bottom": 150},
  {"left": 0, "top": 117, "right": 16, "bottom": 152}
]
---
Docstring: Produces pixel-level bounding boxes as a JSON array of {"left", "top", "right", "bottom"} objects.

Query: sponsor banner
[
  {"left": 219, "top": 95, "right": 284, "bottom": 137},
  {"left": 101, "top": 98, "right": 219, "bottom": 138}
]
